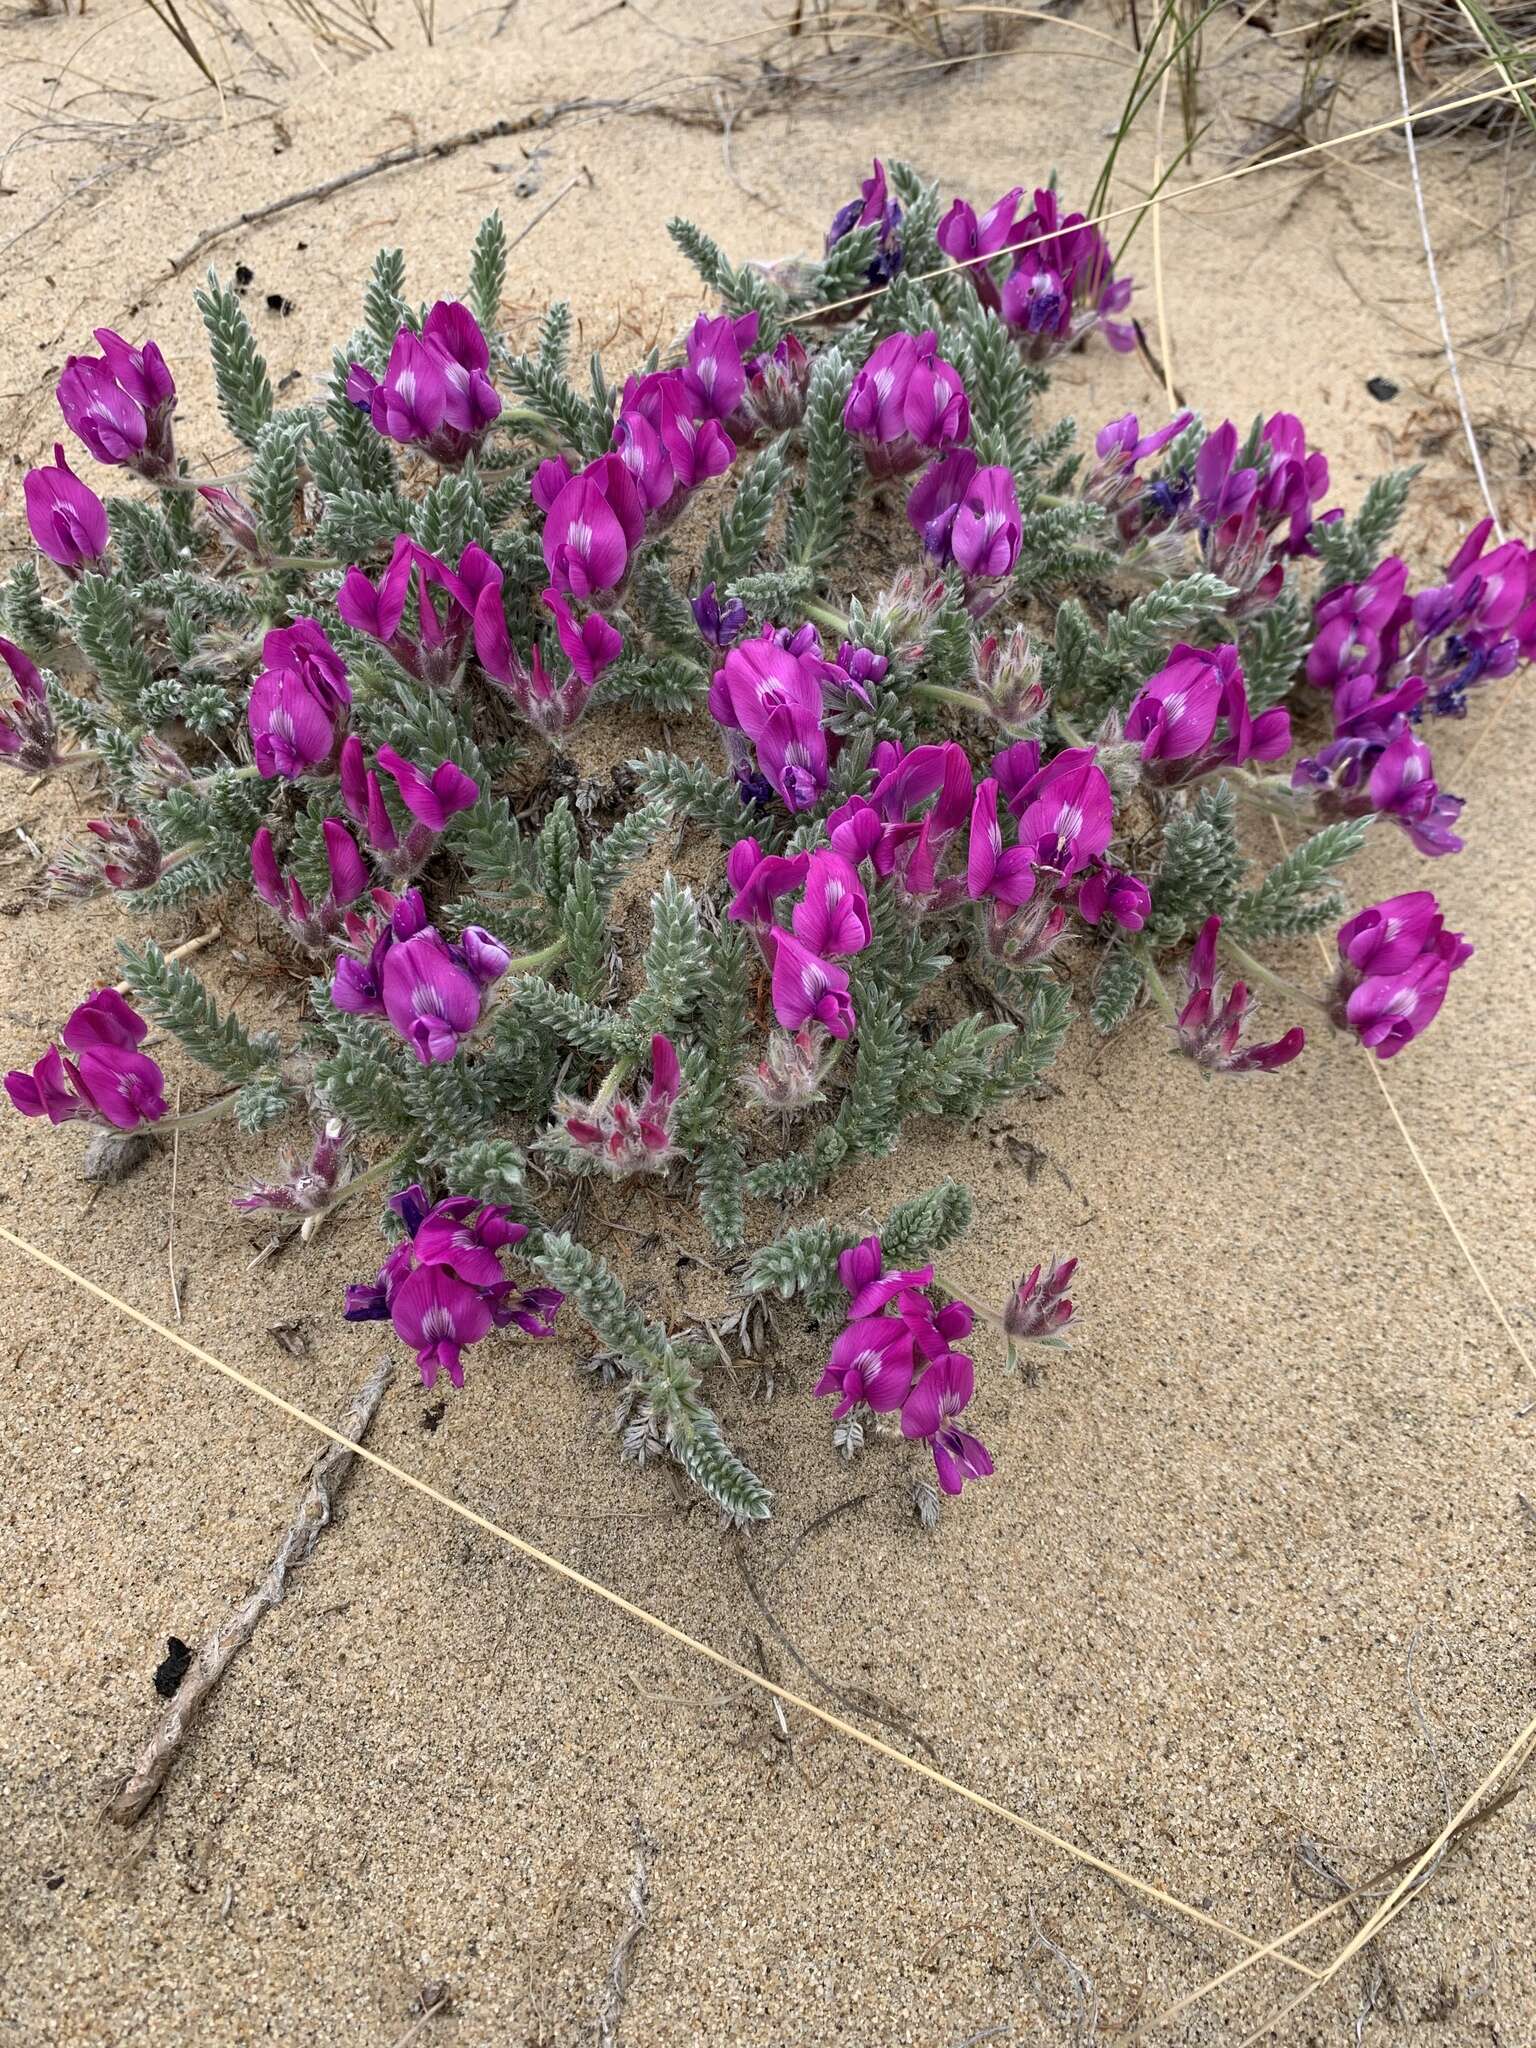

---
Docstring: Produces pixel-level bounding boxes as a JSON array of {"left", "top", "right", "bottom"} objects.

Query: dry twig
[
  {"left": 106, "top": 1353, "right": 396, "bottom": 1824},
  {"left": 594, "top": 1820, "right": 657, "bottom": 2048}
]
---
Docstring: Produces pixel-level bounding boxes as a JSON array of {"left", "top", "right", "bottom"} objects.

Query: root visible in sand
[
  {"left": 594, "top": 1819, "right": 657, "bottom": 2048},
  {"left": 104, "top": 1351, "right": 397, "bottom": 1825}
]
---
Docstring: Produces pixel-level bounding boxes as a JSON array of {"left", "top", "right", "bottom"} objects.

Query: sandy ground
[{"left": 1, "top": 2, "right": 1534, "bottom": 2042}]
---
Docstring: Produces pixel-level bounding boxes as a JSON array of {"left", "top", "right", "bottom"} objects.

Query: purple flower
[
  {"left": 997, "top": 188, "right": 1133, "bottom": 358},
  {"left": 838, "top": 1234, "right": 934, "bottom": 1319},
  {"left": 682, "top": 311, "right": 758, "bottom": 422},
  {"left": 1173, "top": 916, "right": 1305, "bottom": 1074},
  {"left": 1306, "top": 557, "right": 1410, "bottom": 689},
  {"left": 380, "top": 927, "right": 499, "bottom": 1063},
  {"left": 708, "top": 629, "right": 831, "bottom": 813},
  {"left": 251, "top": 817, "right": 369, "bottom": 948},
  {"left": 1126, "top": 644, "right": 1290, "bottom": 780},
  {"left": 412, "top": 1196, "right": 529, "bottom": 1285},
  {"left": 936, "top": 188, "right": 1024, "bottom": 312},
  {"left": 745, "top": 333, "right": 811, "bottom": 432},
  {"left": 952, "top": 466, "right": 1022, "bottom": 585},
  {"left": 1368, "top": 728, "right": 1465, "bottom": 857},
  {"left": 843, "top": 331, "right": 969, "bottom": 472},
  {"left": 391, "top": 1265, "right": 495, "bottom": 1389},
  {"left": 1076, "top": 863, "right": 1150, "bottom": 932},
  {"left": 692, "top": 582, "right": 749, "bottom": 650},
  {"left": 1329, "top": 891, "right": 1470, "bottom": 1059},
  {"left": 725, "top": 837, "right": 811, "bottom": 930},
  {"left": 531, "top": 454, "right": 575, "bottom": 511},
  {"left": 966, "top": 776, "right": 1037, "bottom": 915},
  {"left": 541, "top": 586, "right": 623, "bottom": 688},
  {"left": 825, "top": 158, "right": 904, "bottom": 284},
  {"left": 791, "top": 850, "right": 871, "bottom": 958},
  {"left": 1004, "top": 1257, "right": 1077, "bottom": 1347},
  {"left": 23, "top": 445, "right": 109, "bottom": 576},
  {"left": 900, "top": 1352, "right": 993, "bottom": 1495},
  {"left": 248, "top": 621, "right": 350, "bottom": 781},
  {"left": 658, "top": 407, "right": 735, "bottom": 491},
  {"left": 552, "top": 1034, "right": 684, "bottom": 1177},
  {"left": 6, "top": 990, "right": 167, "bottom": 1131},
  {"left": 542, "top": 454, "right": 645, "bottom": 599},
  {"left": 765, "top": 928, "right": 856, "bottom": 1038},
  {"left": 1013, "top": 752, "right": 1113, "bottom": 880},
  {"left": 350, "top": 302, "right": 500, "bottom": 465},
  {"left": 907, "top": 449, "right": 979, "bottom": 563},
  {"left": 338, "top": 535, "right": 484, "bottom": 688},
  {"left": 813, "top": 1315, "right": 916, "bottom": 1419},
  {"left": 375, "top": 745, "right": 479, "bottom": 831},
  {"left": 234, "top": 1117, "right": 353, "bottom": 1217},
  {"left": 57, "top": 328, "right": 176, "bottom": 478},
  {"left": 0, "top": 636, "right": 62, "bottom": 775},
  {"left": 196, "top": 485, "right": 263, "bottom": 558},
  {"left": 835, "top": 738, "right": 975, "bottom": 904}
]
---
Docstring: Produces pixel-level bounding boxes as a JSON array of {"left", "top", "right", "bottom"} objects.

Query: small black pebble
[
  {"left": 43, "top": 1872, "right": 65, "bottom": 1891},
  {"left": 234, "top": 263, "right": 255, "bottom": 288},
  {"left": 1366, "top": 376, "right": 1399, "bottom": 402},
  {"left": 422, "top": 1401, "right": 446, "bottom": 1433},
  {"left": 154, "top": 1637, "right": 192, "bottom": 1699},
  {"left": 265, "top": 293, "right": 295, "bottom": 317},
  {"left": 296, "top": 239, "right": 308, "bottom": 250}
]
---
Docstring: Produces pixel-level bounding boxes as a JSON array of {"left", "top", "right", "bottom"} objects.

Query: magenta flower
[
  {"left": 1173, "top": 916, "right": 1305, "bottom": 1075},
  {"left": 541, "top": 586, "right": 623, "bottom": 687},
  {"left": 347, "top": 302, "right": 500, "bottom": 465},
  {"left": 825, "top": 157, "right": 904, "bottom": 285},
  {"left": 813, "top": 1316, "right": 916, "bottom": 1419},
  {"left": 1013, "top": 752, "right": 1113, "bottom": 880},
  {"left": 692, "top": 583, "right": 750, "bottom": 651},
  {"left": 338, "top": 535, "right": 486, "bottom": 688},
  {"left": 791, "top": 850, "right": 872, "bottom": 958},
  {"left": 345, "top": 1182, "right": 560, "bottom": 1387},
  {"left": 998, "top": 188, "right": 1134, "bottom": 357},
  {"left": 952, "top": 465, "right": 1022, "bottom": 586},
  {"left": 196, "top": 485, "right": 263, "bottom": 557},
  {"left": 682, "top": 311, "right": 758, "bottom": 422},
  {"left": 542, "top": 455, "right": 645, "bottom": 599},
  {"left": 1076, "top": 863, "right": 1150, "bottom": 932},
  {"left": 900, "top": 1352, "right": 993, "bottom": 1495},
  {"left": 1004, "top": 1256, "right": 1077, "bottom": 1348},
  {"left": 56, "top": 328, "right": 176, "bottom": 479},
  {"left": 251, "top": 817, "right": 368, "bottom": 948},
  {"left": 838, "top": 1234, "right": 934, "bottom": 1319},
  {"left": 907, "top": 449, "right": 979, "bottom": 563},
  {"left": 1305, "top": 557, "right": 1410, "bottom": 690},
  {"left": 966, "top": 775, "right": 1037, "bottom": 914},
  {"left": 1126, "top": 644, "right": 1290, "bottom": 781},
  {"left": 844, "top": 330, "right": 969, "bottom": 472},
  {"left": 552, "top": 1034, "right": 685, "bottom": 1177},
  {"left": 766, "top": 928, "right": 856, "bottom": 1038},
  {"left": 6, "top": 990, "right": 167, "bottom": 1131},
  {"left": 708, "top": 629, "right": 831, "bottom": 812},
  {"left": 532, "top": 454, "right": 575, "bottom": 511},
  {"left": 613, "top": 407, "right": 675, "bottom": 515},
  {"left": 725, "top": 838, "right": 810, "bottom": 930},
  {"left": 23, "top": 445, "right": 109, "bottom": 576},
  {"left": 1, "top": 636, "right": 62, "bottom": 775},
  {"left": 1329, "top": 891, "right": 1470, "bottom": 1059},
  {"left": 1336, "top": 890, "right": 1466, "bottom": 978},
  {"left": 248, "top": 619, "right": 351, "bottom": 781},
  {"left": 375, "top": 924, "right": 505, "bottom": 1063},
  {"left": 375, "top": 746, "right": 478, "bottom": 831},
  {"left": 390, "top": 1265, "right": 495, "bottom": 1389},
  {"left": 936, "top": 188, "right": 1024, "bottom": 311}
]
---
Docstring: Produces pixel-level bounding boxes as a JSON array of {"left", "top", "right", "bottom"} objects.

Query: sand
[{"left": 1, "top": 2, "right": 1534, "bottom": 2041}]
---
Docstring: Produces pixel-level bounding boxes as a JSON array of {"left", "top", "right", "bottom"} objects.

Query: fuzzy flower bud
[{"left": 739, "top": 1024, "right": 837, "bottom": 1113}]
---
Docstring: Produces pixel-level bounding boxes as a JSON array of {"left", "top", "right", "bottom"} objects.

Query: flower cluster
[
  {"left": 548, "top": 1034, "right": 685, "bottom": 1176},
  {"left": 1331, "top": 891, "right": 1472, "bottom": 1060},
  {"left": 1172, "top": 917, "right": 1305, "bottom": 1074},
  {"left": 330, "top": 888, "right": 509, "bottom": 1063},
  {"left": 5, "top": 991, "right": 167, "bottom": 1131},
  {"left": 345, "top": 1183, "right": 561, "bottom": 1388},
  {"left": 57, "top": 327, "right": 177, "bottom": 480},
  {"left": 825, "top": 157, "right": 904, "bottom": 286},
  {"left": 940, "top": 183, "right": 1134, "bottom": 357},
  {"left": 728, "top": 840, "right": 872, "bottom": 1038},
  {"left": 1125, "top": 643, "right": 1290, "bottom": 784},
  {"left": 814, "top": 1234, "right": 990, "bottom": 1496},
  {"left": 347, "top": 301, "right": 502, "bottom": 467}
]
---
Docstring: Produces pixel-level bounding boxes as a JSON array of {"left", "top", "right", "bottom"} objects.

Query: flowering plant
[{"left": 4, "top": 157, "right": 1517, "bottom": 1523}]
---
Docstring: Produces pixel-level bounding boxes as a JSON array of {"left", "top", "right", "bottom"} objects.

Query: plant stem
[
  {"left": 912, "top": 682, "right": 992, "bottom": 718},
  {"left": 1218, "top": 933, "right": 1328, "bottom": 1010},
  {"left": 300, "top": 1146, "right": 407, "bottom": 1241},
  {"left": 1135, "top": 946, "right": 1181, "bottom": 1025},
  {"left": 1053, "top": 713, "right": 1091, "bottom": 749},
  {"left": 153, "top": 1090, "right": 242, "bottom": 1134},
  {"left": 804, "top": 601, "right": 849, "bottom": 636}
]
